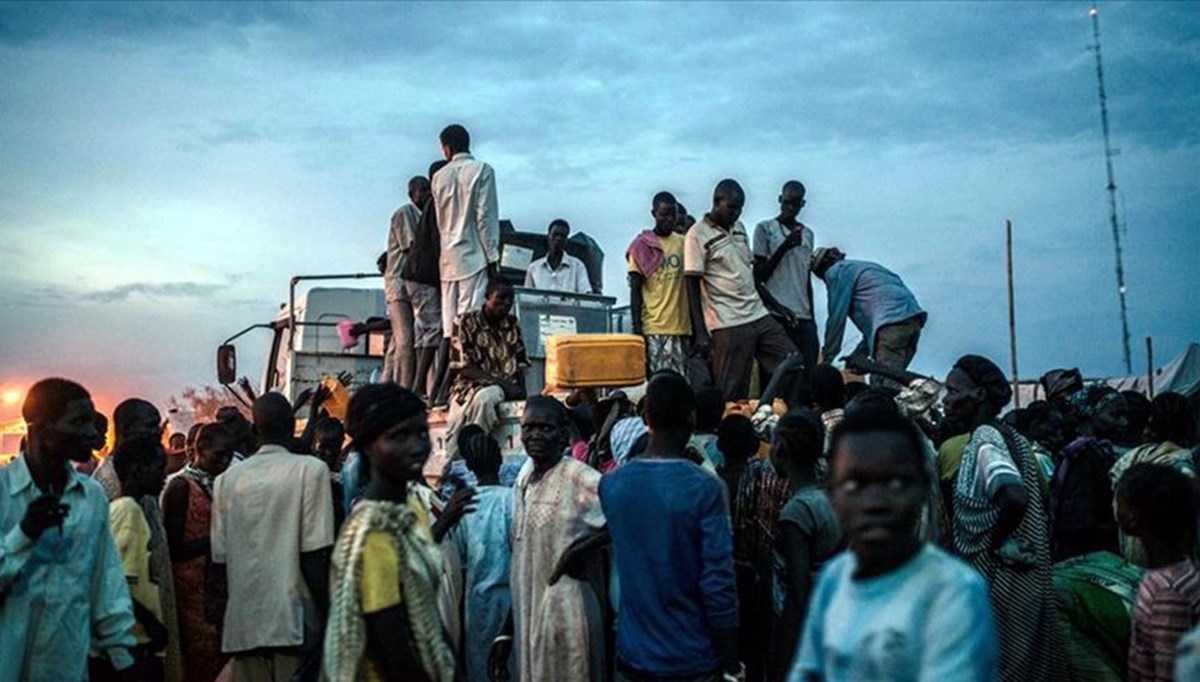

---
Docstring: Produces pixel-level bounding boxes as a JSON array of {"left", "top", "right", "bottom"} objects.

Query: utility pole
[{"left": 1089, "top": 4, "right": 1133, "bottom": 374}]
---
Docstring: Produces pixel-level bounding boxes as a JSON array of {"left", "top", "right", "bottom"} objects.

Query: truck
[{"left": 216, "top": 227, "right": 629, "bottom": 480}]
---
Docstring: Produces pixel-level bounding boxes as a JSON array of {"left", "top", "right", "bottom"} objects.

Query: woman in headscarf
[
  {"left": 161, "top": 422, "right": 234, "bottom": 682},
  {"left": 324, "top": 383, "right": 455, "bottom": 682},
  {"left": 945, "top": 355, "right": 1065, "bottom": 682},
  {"left": 1049, "top": 386, "right": 1125, "bottom": 561}
]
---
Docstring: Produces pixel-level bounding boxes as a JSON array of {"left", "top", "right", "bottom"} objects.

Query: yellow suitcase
[{"left": 544, "top": 334, "right": 646, "bottom": 389}]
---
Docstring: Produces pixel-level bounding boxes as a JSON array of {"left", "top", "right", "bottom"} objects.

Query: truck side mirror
[{"left": 217, "top": 345, "right": 237, "bottom": 385}]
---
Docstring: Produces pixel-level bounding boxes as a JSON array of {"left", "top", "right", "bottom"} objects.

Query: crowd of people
[{"left": 2, "top": 123, "right": 1199, "bottom": 682}]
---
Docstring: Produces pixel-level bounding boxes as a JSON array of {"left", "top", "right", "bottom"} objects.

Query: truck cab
[{"left": 218, "top": 278, "right": 626, "bottom": 481}]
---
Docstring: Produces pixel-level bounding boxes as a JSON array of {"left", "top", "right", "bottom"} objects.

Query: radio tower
[{"left": 1089, "top": 5, "right": 1132, "bottom": 373}]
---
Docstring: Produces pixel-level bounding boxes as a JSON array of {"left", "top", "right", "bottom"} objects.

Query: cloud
[
  {"left": 0, "top": 0, "right": 1195, "bottom": 397},
  {"left": 80, "top": 281, "right": 229, "bottom": 303}
]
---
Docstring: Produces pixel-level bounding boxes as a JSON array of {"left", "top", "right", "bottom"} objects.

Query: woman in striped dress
[{"left": 945, "top": 355, "right": 1065, "bottom": 682}]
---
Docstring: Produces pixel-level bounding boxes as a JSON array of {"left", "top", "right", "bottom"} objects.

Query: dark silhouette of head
[
  {"left": 1116, "top": 463, "right": 1198, "bottom": 554},
  {"left": 111, "top": 434, "right": 168, "bottom": 497},
  {"left": 346, "top": 382, "right": 430, "bottom": 484},
  {"left": 651, "top": 191, "right": 677, "bottom": 236},
  {"left": 778, "top": 180, "right": 807, "bottom": 222},
  {"left": 945, "top": 355, "right": 1011, "bottom": 425},
  {"left": 812, "top": 364, "right": 846, "bottom": 412},
  {"left": 252, "top": 393, "right": 295, "bottom": 448},
  {"left": 408, "top": 175, "right": 432, "bottom": 207},
  {"left": 710, "top": 179, "right": 745, "bottom": 229},
  {"left": 1147, "top": 392, "right": 1194, "bottom": 446},
  {"left": 439, "top": 124, "right": 471, "bottom": 157},
  {"left": 643, "top": 371, "right": 695, "bottom": 441},
  {"left": 113, "top": 398, "right": 163, "bottom": 446},
  {"left": 547, "top": 219, "right": 570, "bottom": 257},
  {"left": 717, "top": 414, "right": 758, "bottom": 465},
  {"left": 458, "top": 424, "right": 503, "bottom": 480},
  {"left": 1121, "top": 390, "right": 1152, "bottom": 445},
  {"left": 521, "top": 395, "right": 569, "bottom": 467},
  {"left": 770, "top": 408, "right": 824, "bottom": 480},
  {"left": 23, "top": 377, "right": 97, "bottom": 463}
]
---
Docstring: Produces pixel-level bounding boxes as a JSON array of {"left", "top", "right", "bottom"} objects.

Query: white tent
[
  {"left": 1009, "top": 342, "right": 1199, "bottom": 409},
  {"left": 1106, "top": 342, "right": 1200, "bottom": 398}
]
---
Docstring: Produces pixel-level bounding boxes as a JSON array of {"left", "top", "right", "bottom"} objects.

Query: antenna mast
[{"left": 1089, "top": 5, "right": 1132, "bottom": 374}]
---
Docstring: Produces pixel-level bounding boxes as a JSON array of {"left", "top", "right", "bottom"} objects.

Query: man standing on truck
[
  {"left": 431, "top": 123, "right": 500, "bottom": 384},
  {"left": 525, "top": 219, "right": 594, "bottom": 294},
  {"left": 753, "top": 180, "right": 819, "bottom": 389},
  {"left": 685, "top": 179, "right": 796, "bottom": 400},
  {"left": 384, "top": 174, "right": 440, "bottom": 392},
  {"left": 628, "top": 191, "right": 691, "bottom": 377},
  {"left": 812, "top": 246, "right": 926, "bottom": 387},
  {"left": 446, "top": 278, "right": 530, "bottom": 457}
]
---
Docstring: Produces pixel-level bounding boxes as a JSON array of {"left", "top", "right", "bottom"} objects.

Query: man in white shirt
[
  {"left": 430, "top": 124, "right": 500, "bottom": 406},
  {"left": 684, "top": 179, "right": 796, "bottom": 400},
  {"left": 211, "top": 393, "right": 334, "bottom": 682},
  {"left": 753, "top": 180, "right": 819, "bottom": 388},
  {"left": 431, "top": 124, "right": 500, "bottom": 339},
  {"left": 524, "top": 219, "right": 594, "bottom": 294}
]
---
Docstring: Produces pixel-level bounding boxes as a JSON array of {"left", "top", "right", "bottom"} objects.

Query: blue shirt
[
  {"left": 790, "top": 544, "right": 998, "bottom": 682},
  {"left": 449, "top": 485, "right": 515, "bottom": 682},
  {"left": 0, "top": 456, "right": 137, "bottom": 680},
  {"left": 600, "top": 458, "right": 737, "bottom": 676},
  {"left": 821, "top": 259, "right": 925, "bottom": 360}
]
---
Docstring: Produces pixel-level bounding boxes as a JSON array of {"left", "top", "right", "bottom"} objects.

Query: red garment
[
  {"left": 626, "top": 230, "right": 664, "bottom": 278},
  {"left": 172, "top": 476, "right": 226, "bottom": 682}
]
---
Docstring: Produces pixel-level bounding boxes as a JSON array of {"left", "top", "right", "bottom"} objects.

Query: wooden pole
[
  {"left": 1007, "top": 220, "right": 1020, "bottom": 408},
  {"left": 1146, "top": 336, "right": 1155, "bottom": 399}
]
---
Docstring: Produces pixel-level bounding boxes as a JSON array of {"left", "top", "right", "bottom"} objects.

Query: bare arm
[
  {"left": 629, "top": 272, "right": 646, "bottom": 336},
  {"left": 686, "top": 275, "right": 710, "bottom": 354},
  {"left": 991, "top": 483, "right": 1028, "bottom": 550},
  {"left": 773, "top": 523, "right": 813, "bottom": 682},
  {"left": 300, "top": 548, "right": 332, "bottom": 618}
]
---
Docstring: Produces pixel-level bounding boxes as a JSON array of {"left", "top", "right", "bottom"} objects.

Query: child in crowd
[
  {"left": 107, "top": 435, "right": 170, "bottom": 682},
  {"left": 770, "top": 408, "right": 844, "bottom": 682},
  {"left": 447, "top": 426, "right": 515, "bottom": 682},
  {"left": 1118, "top": 463, "right": 1200, "bottom": 681},
  {"left": 790, "top": 409, "right": 998, "bottom": 681}
]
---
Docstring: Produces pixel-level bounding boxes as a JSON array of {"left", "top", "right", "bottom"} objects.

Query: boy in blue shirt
[
  {"left": 789, "top": 409, "right": 997, "bottom": 681},
  {"left": 601, "top": 370, "right": 742, "bottom": 682}
]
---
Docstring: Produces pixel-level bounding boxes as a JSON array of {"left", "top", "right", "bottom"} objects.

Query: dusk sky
[{"left": 0, "top": 1, "right": 1196, "bottom": 419}]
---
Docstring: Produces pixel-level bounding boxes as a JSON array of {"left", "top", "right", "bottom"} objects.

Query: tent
[
  {"left": 1009, "top": 342, "right": 1199, "bottom": 409},
  {"left": 1106, "top": 342, "right": 1200, "bottom": 398}
]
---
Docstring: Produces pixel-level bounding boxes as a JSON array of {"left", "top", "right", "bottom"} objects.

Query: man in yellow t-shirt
[
  {"left": 109, "top": 435, "right": 169, "bottom": 681},
  {"left": 628, "top": 191, "right": 692, "bottom": 378}
]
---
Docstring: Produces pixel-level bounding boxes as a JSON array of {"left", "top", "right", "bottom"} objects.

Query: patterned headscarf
[
  {"left": 324, "top": 500, "right": 455, "bottom": 682},
  {"left": 1067, "top": 385, "right": 1125, "bottom": 421},
  {"left": 1040, "top": 368, "right": 1084, "bottom": 404}
]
